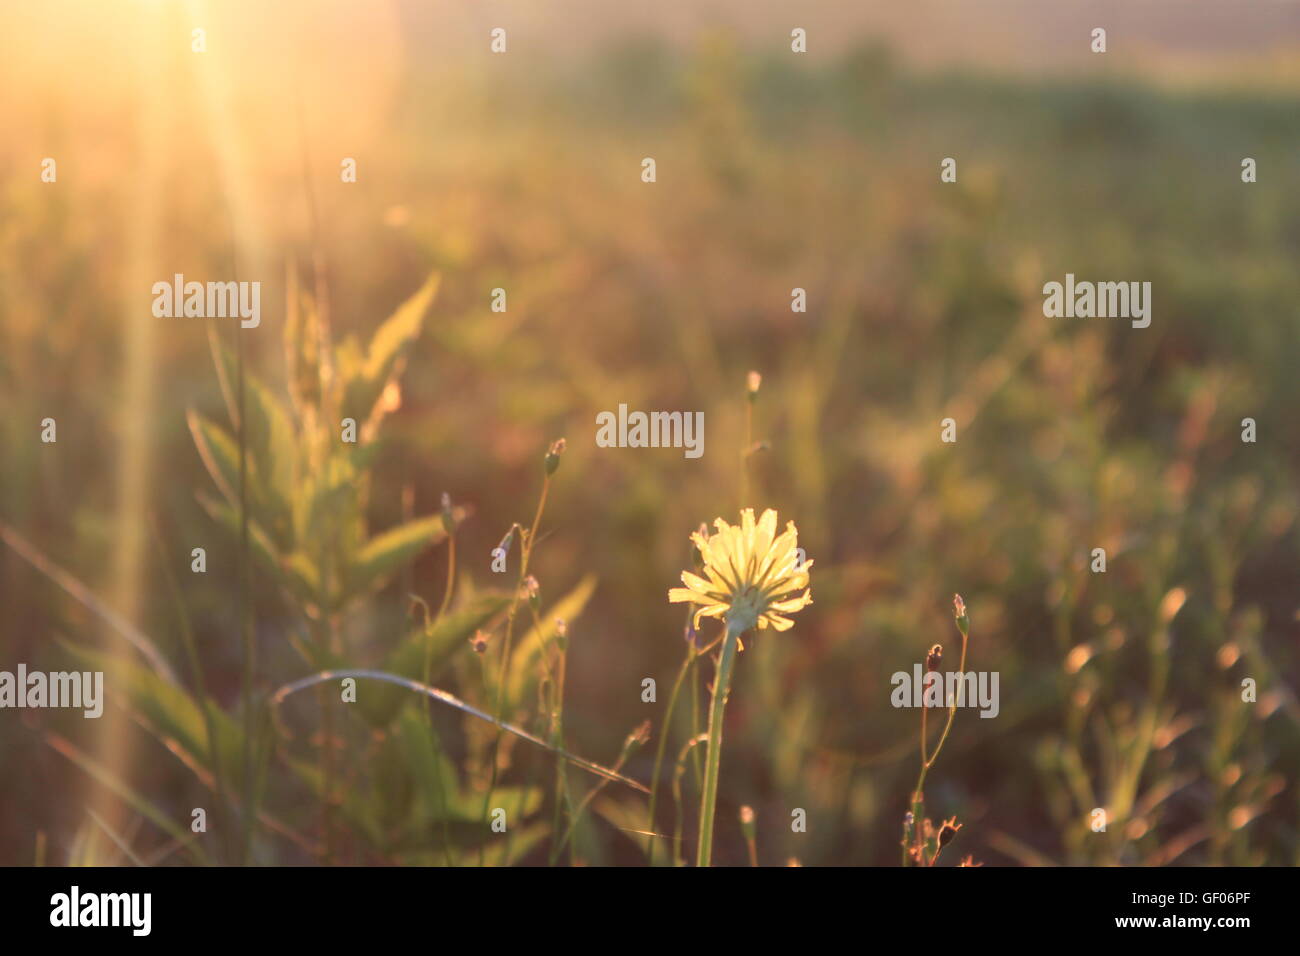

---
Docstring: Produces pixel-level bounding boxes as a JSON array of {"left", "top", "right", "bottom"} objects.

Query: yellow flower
[{"left": 668, "top": 508, "right": 813, "bottom": 639}]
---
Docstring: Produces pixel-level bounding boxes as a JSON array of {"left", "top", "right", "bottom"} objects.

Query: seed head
[
  {"left": 937, "top": 816, "right": 963, "bottom": 847},
  {"left": 544, "top": 438, "right": 566, "bottom": 476},
  {"left": 497, "top": 523, "right": 519, "bottom": 554},
  {"left": 625, "top": 720, "right": 651, "bottom": 750},
  {"left": 440, "top": 492, "right": 457, "bottom": 534}
]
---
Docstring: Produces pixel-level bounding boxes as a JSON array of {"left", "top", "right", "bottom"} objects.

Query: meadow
[{"left": 1, "top": 8, "right": 1298, "bottom": 867}]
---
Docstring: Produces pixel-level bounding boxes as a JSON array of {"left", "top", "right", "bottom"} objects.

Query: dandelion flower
[{"left": 668, "top": 508, "right": 813, "bottom": 639}]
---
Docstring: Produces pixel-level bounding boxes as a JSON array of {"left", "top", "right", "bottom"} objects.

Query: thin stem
[
  {"left": 646, "top": 643, "right": 698, "bottom": 865},
  {"left": 905, "top": 615, "right": 969, "bottom": 866},
  {"left": 235, "top": 315, "right": 257, "bottom": 864},
  {"left": 424, "top": 533, "right": 457, "bottom": 866},
  {"left": 673, "top": 734, "right": 709, "bottom": 867},
  {"left": 149, "top": 515, "right": 229, "bottom": 861},
  {"left": 435, "top": 535, "right": 456, "bottom": 624},
  {"left": 740, "top": 400, "right": 752, "bottom": 510},
  {"left": 481, "top": 476, "right": 551, "bottom": 863},
  {"left": 697, "top": 622, "right": 743, "bottom": 867}
]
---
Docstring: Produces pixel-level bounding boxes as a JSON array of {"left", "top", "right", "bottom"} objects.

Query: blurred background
[{"left": 1, "top": 0, "right": 1298, "bottom": 866}]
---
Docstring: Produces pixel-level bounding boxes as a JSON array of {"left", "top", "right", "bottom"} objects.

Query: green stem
[
  {"left": 481, "top": 479, "right": 550, "bottom": 864},
  {"left": 904, "top": 614, "right": 969, "bottom": 866},
  {"left": 425, "top": 535, "right": 456, "bottom": 866},
  {"left": 697, "top": 622, "right": 742, "bottom": 867},
  {"left": 646, "top": 643, "right": 698, "bottom": 865}
]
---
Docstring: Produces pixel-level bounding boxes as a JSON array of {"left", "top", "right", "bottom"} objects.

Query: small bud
[
  {"left": 440, "top": 492, "right": 457, "bottom": 534},
  {"left": 746, "top": 370, "right": 762, "bottom": 400},
  {"left": 926, "top": 644, "right": 943, "bottom": 672},
  {"left": 953, "top": 593, "right": 969, "bottom": 637},
  {"left": 625, "top": 719, "right": 651, "bottom": 750},
  {"left": 522, "top": 575, "right": 540, "bottom": 607},
  {"left": 544, "top": 438, "right": 566, "bottom": 476},
  {"left": 498, "top": 523, "right": 519, "bottom": 554},
  {"left": 937, "top": 816, "right": 963, "bottom": 847},
  {"left": 554, "top": 617, "right": 568, "bottom": 649},
  {"left": 469, "top": 630, "right": 490, "bottom": 654},
  {"left": 739, "top": 805, "right": 757, "bottom": 840}
]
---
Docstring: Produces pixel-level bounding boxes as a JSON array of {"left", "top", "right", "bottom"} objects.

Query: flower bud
[
  {"left": 739, "top": 805, "right": 757, "bottom": 841},
  {"left": 544, "top": 438, "right": 566, "bottom": 476},
  {"left": 440, "top": 492, "right": 457, "bottom": 534},
  {"left": 938, "top": 816, "right": 963, "bottom": 847}
]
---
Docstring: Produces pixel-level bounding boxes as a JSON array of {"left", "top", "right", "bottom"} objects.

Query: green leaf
[
  {"left": 289, "top": 758, "right": 387, "bottom": 848},
  {"left": 393, "top": 705, "right": 460, "bottom": 823},
  {"left": 187, "top": 410, "right": 241, "bottom": 504},
  {"left": 293, "top": 447, "right": 367, "bottom": 555},
  {"left": 344, "top": 515, "right": 451, "bottom": 605},
  {"left": 196, "top": 492, "right": 321, "bottom": 610},
  {"left": 340, "top": 272, "right": 440, "bottom": 425},
  {"left": 60, "top": 641, "right": 246, "bottom": 798},
  {"left": 188, "top": 410, "right": 292, "bottom": 548},
  {"left": 506, "top": 575, "right": 599, "bottom": 703},
  {"left": 206, "top": 331, "right": 298, "bottom": 551},
  {"left": 339, "top": 591, "right": 511, "bottom": 727},
  {"left": 47, "top": 737, "right": 209, "bottom": 865}
]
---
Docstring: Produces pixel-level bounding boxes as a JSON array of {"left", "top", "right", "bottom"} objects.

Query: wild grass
[{"left": 1, "top": 37, "right": 1298, "bottom": 866}]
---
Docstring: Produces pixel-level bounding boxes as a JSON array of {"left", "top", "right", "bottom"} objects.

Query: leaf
[
  {"left": 344, "top": 515, "right": 451, "bottom": 605},
  {"left": 61, "top": 642, "right": 246, "bottom": 794},
  {"left": 196, "top": 492, "right": 320, "bottom": 609},
  {"left": 283, "top": 262, "right": 323, "bottom": 418},
  {"left": 393, "top": 705, "right": 460, "bottom": 824},
  {"left": 47, "top": 733, "right": 211, "bottom": 866},
  {"left": 506, "top": 575, "right": 599, "bottom": 703},
  {"left": 206, "top": 331, "right": 299, "bottom": 551},
  {"left": 322, "top": 591, "right": 511, "bottom": 727},
  {"left": 187, "top": 410, "right": 240, "bottom": 504},
  {"left": 188, "top": 411, "right": 286, "bottom": 547},
  {"left": 293, "top": 443, "right": 380, "bottom": 549},
  {"left": 341, "top": 272, "right": 440, "bottom": 425},
  {"left": 289, "top": 758, "right": 387, "bottom": 848}
]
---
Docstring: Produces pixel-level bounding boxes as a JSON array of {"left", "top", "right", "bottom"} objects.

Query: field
[{"left": 1, "top": 0, "right": 1298, "bottom": 868}]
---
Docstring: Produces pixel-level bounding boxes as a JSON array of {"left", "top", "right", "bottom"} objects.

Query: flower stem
[
  {"left": 904, "top": 608, "right": 969, "bottom": 866},
  {"left": 697, "top": 622, "right": 742, "bottom": 867},
  {"left": 646, "top": 643, "right": 697, "bottom": 865}
]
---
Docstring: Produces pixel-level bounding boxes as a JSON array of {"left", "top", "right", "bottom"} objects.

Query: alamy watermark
[
  {"left": 0, "top": 664, "right": 103, "bottom": 718},
  {"left": 595, "top": 404, "right": 704, "bottom": 459},
  {"left": 891, "top": 664, "right": 999, "bottom": 718},
  {"left": 1043, "top": 273, "right": 1150, "bottom": 328},
  {"left": 152, "top": 274, "right": 261, "bottom": 328},
  {"left": 50, "top": 886, "right": 151, "bottom": 936}
]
